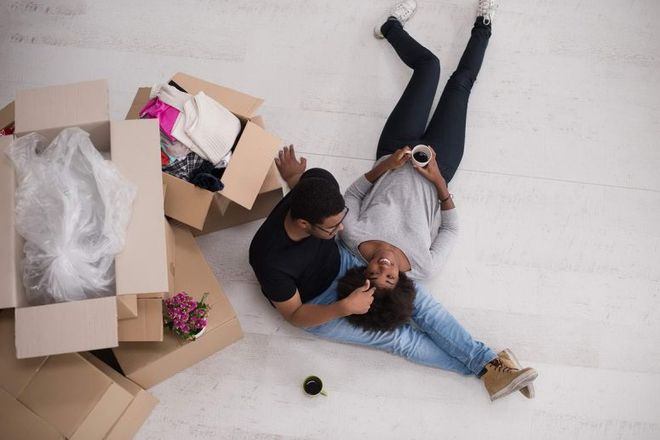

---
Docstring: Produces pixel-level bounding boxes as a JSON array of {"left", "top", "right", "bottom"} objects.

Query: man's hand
[
  {"left": 384, "top": 146, "right": 412, "bottom": 170},
  {"left": 275, "top": 144, "right": 307, "bottom": 188},
  {"left": 340, "top": 280, "right": 376, "bottom": 316}
]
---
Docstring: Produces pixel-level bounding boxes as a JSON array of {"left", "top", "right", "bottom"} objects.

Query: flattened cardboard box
[
  {"left": 0, "top": 310, "right": 158, "bottom": 439},
  {"left": 126, "top": 72, "right": 284, "bottom": 234},
  {"left": 113, "top": 223, "right": 243, "bottom": 389},
  {"left": 0, "top": 80, "right": 170, "bottom": 358}
]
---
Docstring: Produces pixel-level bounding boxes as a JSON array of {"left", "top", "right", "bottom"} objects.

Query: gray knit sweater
[{"left": 339, "top": 157, "right": 458, "bottom": 280}]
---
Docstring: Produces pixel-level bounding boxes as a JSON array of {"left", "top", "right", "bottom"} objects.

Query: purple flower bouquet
[{"left": 163, "top": 292, "right": 210, "bottom": 340}]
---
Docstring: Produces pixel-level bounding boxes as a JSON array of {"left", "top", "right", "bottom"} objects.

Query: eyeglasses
[{"left": 312, "top": 207, "right": 349, "bottom": 235}]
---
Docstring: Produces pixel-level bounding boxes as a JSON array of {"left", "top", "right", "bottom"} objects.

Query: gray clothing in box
[{"left": 339, "top": 156, "right": 458, "bottom": 280}]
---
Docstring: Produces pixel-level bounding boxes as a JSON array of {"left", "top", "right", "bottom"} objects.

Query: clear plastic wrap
[{"left": 6, "top": 127, "right": 137, "bottom": 305}]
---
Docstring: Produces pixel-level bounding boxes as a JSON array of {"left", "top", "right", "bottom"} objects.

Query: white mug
[{"left": 411, "top": 144, "right": 433, "bottom": 167}]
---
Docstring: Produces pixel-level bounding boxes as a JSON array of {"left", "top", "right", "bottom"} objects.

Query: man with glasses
[{"left": 249, "top": 145, "right": 375, "bottom": 328}]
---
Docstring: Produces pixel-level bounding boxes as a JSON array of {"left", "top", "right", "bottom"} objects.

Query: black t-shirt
[{"left": 249, "top": 169, "right": 341, "bottom": 303}]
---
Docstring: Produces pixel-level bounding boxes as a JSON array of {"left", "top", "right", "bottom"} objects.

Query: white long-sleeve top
[{"left": 339, "top": 156, "right": 459, "bottom": 280}]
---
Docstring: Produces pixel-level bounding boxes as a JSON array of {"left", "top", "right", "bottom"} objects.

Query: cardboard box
[
  {"left": 0, "top": 310, "right": 158, "bottom": 439},
  {"left": 0, "top": 101, "right": 14, "bottom": 134},
  {"left": 113, "top": 223, "right": 243, "bottom": 389},
  {"left": 0, "top": 80, "right": 170, "bottom": 358},
  {"left": 117, "top": 295, "right": 139, "bottom": 320},
  {"left": 126, "top": 73, "right": 284, "bottom": 234},
  {"left": 117, "top": 298, "right": 164, "bottom": 342}
]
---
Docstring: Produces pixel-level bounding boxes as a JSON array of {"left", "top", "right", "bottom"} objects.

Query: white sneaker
[
  {"left": 477, "top": 0, "right": 497, "bottom": 25},
  {"left": 374, "top": 0, "right": 418, "bottom": 39}
]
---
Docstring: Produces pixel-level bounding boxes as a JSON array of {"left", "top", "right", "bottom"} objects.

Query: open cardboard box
[
  {"left": 126, "top": 73, "right": 284, "bottom": 234},
  {"left": 0, "top": 310, "right": 158, "bottom": 439},
  {"left": 113, "top": 222, "right": 243, "bottom": 389},
  {"left": 0, "top": 80, "right": 171, "bottom": 358}
]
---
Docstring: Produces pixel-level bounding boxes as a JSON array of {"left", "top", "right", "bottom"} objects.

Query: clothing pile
[{"left": 140, "top": 81, "right": 242, "bottom": 192}]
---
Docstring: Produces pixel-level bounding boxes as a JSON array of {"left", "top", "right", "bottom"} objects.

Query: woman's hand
[
  {"left": 413, "top": 149, "right": 447, "bottom": 192},
  {"left": 384, "top": 146, "right": 412, "bottom": 170},
  {"left": 365, "top": 146, "right": 411, "bottom": 183}
]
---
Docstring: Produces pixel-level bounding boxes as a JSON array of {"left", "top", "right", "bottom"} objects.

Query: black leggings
[{"left": 376, "top": 18, "right": 491, "bottom": 183}]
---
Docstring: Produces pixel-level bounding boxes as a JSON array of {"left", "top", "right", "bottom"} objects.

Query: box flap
[
  {"left": 125, "top": 87, "right": 152, "bottom": 120},
  {"left": 17, "top": 353, "right": 115, "bottom": 438},
  {"left": 171, "top": 72, "right": 263, "bottom": 119},
  {"left": 219, "top": 121, "right": 281, "bottom": 209},
  {"left": 118, "top": 299, "right": 164, "bottom": 342},
  {"left": 162, "top": 172, "right": 215, "bottom": 230},
  {"left": 0, "top": 136, "right": 22, "bottom": 309},
  {"left": 14, "top": 296, "right": 118, "bottom": 359},
  {"left": 0, "top": 311, "right": 47, "bottom": 398},
  {"left": 117, "top": 295, "right": 138, "bottom": 320},
  {"left": 251, "top": 115, "right": 265, "bottom": 129},
  {"left": 260, "top": 162, "right": 283, "bottom": 193},
  {"left": 0, "top": 388, "right": 63, "bottom": 440},
  {"left": 83, "top": 353, "right": 158, "bottom": 440},
  {"left": 105, "top": 390, "right": 158, "bottom": 440},
  {"left": 0, "top": 101, "right": 14, "bottom": 130},
  {"left": 70, "top": 382, "right": 133, "bottom": 440},
  {"left": 15, "top": 79, "right": 110, "bottom": 149},
  {"left": 206, "top": 162, "right": 280, "bottom": 219},
  {"left": 198, "top": 188, "right": 283, "bottom": 236},
  {"left": 112, "top": 119, "right": 169, "bottom": 296}
]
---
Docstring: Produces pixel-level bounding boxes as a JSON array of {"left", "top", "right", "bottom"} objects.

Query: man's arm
[{"left": 273, "top": 284, "right": 375, "bottom": 328}]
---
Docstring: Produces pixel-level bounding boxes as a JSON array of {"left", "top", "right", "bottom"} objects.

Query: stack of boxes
[{"left": 0, "top": 73, "right": 283, "bottom": 438}]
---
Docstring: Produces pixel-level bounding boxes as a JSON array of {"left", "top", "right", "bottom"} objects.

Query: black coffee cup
[
  {"left": 303, "top": 375, "right": 327, "bottom": 396},
  {"left": 411, "top": 144, "right": 432, "bottom": 167}
]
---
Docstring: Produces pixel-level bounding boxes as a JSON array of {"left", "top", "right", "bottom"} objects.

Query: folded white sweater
[{"left": 171, "top": 91, "right": 241, "bottom": 166}]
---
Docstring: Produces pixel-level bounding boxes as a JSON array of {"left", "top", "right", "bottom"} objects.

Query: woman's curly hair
[{"left": 336, "top": 266, "right": 416, "bottom": 332}]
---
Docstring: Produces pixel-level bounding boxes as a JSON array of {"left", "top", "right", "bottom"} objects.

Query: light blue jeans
[{"left": 304, "top": 242, "right": 497, "bottom": 376}]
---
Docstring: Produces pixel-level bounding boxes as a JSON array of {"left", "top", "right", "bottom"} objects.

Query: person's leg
[
  {"left": 304, "top": 282, "right": 473, "bottom": 375},
  {"left": 410, "top": 283, "right": 497, "bottom": 375},
  {"left": 421, "top": 17, "right": 492, "bottom": 182},
  {"left": 376, "top": 19, "right": 440, "bottom": 159},
  {"left": 305, "top": 315, "right": 473, "bottom": 375}
]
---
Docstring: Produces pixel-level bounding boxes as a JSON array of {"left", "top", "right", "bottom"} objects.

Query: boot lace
[{"left": 489, "top": 358, "right": 517, "bottom": 373}]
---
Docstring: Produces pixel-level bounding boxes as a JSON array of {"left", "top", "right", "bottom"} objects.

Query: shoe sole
[
  {"left": 374, "top": 24, "right": 385, "bottom": 39},
  {"left": 502, "top": 349, "right": 536, "bottom": 399},
  {"left": 490, "top": 368, "right": 538, "bottom": 401}
]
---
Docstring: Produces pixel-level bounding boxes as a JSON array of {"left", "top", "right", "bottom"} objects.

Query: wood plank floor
[{"left": 1, "top": 1, "right": 659, "bottom": 438}]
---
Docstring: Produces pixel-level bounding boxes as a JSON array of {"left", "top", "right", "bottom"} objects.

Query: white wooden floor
[{"left": 2, "top": 1, "right": 660, "bottom": 439}]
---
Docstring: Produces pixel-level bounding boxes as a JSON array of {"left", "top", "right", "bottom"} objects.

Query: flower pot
[{"left": 191, "top": 326, "right": 206, "bottom": 340}]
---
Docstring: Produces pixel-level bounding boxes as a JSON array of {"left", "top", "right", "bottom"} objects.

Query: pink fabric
[{"left": 140, "top": 97, "right": 180, "bottom": 141}]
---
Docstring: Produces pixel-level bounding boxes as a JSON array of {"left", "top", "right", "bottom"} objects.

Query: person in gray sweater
[{"left": 340, "top": 146, "right": 457, "bottom": 287}]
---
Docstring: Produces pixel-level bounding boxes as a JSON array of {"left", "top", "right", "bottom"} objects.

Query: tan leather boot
[
  {"left": 499, "top": 349, "right": 535, "bottom": 399},
  {"left": 481, "top": 358, "right": 538, "bottom": 401}
]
